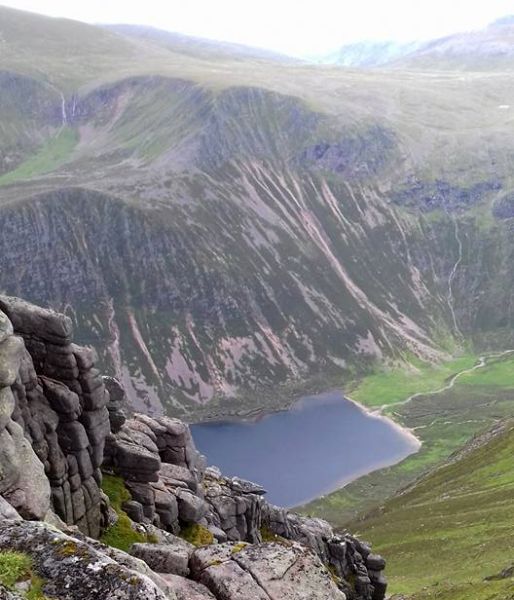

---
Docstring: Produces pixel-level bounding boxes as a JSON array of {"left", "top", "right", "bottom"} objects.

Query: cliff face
[
  {"left": 0, "top": 178, "right": 453, "bottom": 417},
  {"left": 0, "top": 295, "right": 109, "bottom": 535},
  {"left": 0, "top": 295, "right": 387, "bottom": 600},
  {"left": 3, "top": 7, "right": 514, "bottom": 415}
]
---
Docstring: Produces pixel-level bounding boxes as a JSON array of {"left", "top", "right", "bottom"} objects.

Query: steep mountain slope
[
  {"left": 351, "top": 421, "right": 514, "bottom": 599},
  {"left": 1, "top": 7, "right": 514, "bottom": 415}
]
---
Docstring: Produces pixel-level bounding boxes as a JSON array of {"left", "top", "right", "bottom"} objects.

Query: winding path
[{"left": 377, "top": 349, "right": 514, "bottom": 415}]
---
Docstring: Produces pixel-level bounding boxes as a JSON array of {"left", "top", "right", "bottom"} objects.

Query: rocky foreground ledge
[{"left": 0, "top": 295, "right": 386, "bottom": 600}]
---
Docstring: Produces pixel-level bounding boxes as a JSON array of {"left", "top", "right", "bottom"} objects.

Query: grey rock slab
[
  {"left": 157, "top": 417, "right": 187, "bottom": 445},
  {"left": 67, "top": 530, "right": 176, "bottom": 596},
  {"left": 126, "top": 481, "right": 155, "bottom": 506},
  {"left": 126, "top": 418, "right": 158, "bottom": 443},
  {"left": 123, "top": 500, "right": 145, "bottom": 523},
  {"left": 72, "top": 344, "right": 97, "bottom": 370},
  {"left": 0, "top": 310, "right": 13, "bottom": 344},
  {"left": 370, "top": 572, "right": 387, "bottom": 600},
  {"left": 160, "top": 463, "right": 198, "bottom": 491},
  {"left": 0, "top": 496, "right": 22, "bottom": 520},
  {"left": 233, "top": 542, "right": 346, "bottom": 599},
  {"left": 230, "top": 477, "right": 266, "bottom": 496},
  {"left": 159, "top": 573, "right": 216, "bottom": 600},
  {"left": 192, "top": 542, "right": 346, "bottom": 600},
  {"left": 82, "top": 387, "right": 109, "bottom": 411},
  {"left": 208, "top": 494, "right": 238, "bottom": 520},
  {"left": 114, "top": 439, "right": 161, "bottom": 478},
  {"left": 80, "top": 407, "right": 110, "bottom": 431},
  {"left": 208, "top": 525, "right": 227, "bottom": 544},
  {"left": 366, "top": 553, "right": 386, "bottom": 571},
  {"left": 0, "top": 295, "right": 73, "bottom": 344},
  {"left": 119, "top": 425, "right": 160, "bottom": 454},
  {"left": 40, "top": 377, "right": 81, "bottom": 418},
  {"left": 189, "top": 543, "right": 241, "bottom": 574},
  {"left": 196, "top": 559, "right": 270, "bottom": 600},
  {"left": 176, "top": 489, "right": 208, "bottom": 523},
  {"left": 130, "top": 542, "right": 191, "bottom": 576},
  {"left": 0, "top": 420, "right": 50, "bottom": 519},
  {"left": 0, "top": 335, "right": 24, "bottom": 387},
  {"left": 56, "top": 421, "right": 90, "bottom": 452},
  {"left": 0, "top": 387, "right": 15, "bottom": 430}
]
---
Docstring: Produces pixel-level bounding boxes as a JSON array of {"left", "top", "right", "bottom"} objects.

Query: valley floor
[{"left": 300, "top": 351, "right": 514, "bottom": 597}]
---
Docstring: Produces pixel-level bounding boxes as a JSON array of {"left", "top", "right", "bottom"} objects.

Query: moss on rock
[
  {"left": 179, "top": 523, "right": 214, "bottom": 547},
  {"left": 100, "top": 475, "right": 149, "bottom": 552}
]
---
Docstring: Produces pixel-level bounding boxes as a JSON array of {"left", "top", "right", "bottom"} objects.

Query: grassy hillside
[{"left": 351, "top": 421, "right": 514, "bottom": 599}]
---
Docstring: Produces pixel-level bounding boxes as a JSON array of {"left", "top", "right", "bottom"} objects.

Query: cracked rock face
[
  {"left": 190, "top": 541, "right": 347, "bottom": 600},
  {"left": 0, "top": 296, "right": 111, "bottom": 536}
]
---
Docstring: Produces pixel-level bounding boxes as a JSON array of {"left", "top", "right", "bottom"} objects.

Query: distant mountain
[
  {"left": 390, "top": 16, "right": 514, "bottom": 70},
  {"left": 316, "top": 40, "right": 422, "bottom": 67},
  {"left": 315, "top": 16, "right": 514, "bottom": 70},
  {"left": 105, "top": 24, "right": 298, "bottom": 63}
]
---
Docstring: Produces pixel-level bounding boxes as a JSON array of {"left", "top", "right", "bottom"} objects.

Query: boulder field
[{"left": 0, "top": 295, "right": 386, "bottom": 600}]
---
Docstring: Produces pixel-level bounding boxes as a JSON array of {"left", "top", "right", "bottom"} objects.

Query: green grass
[
  {"left": 302, "top": 352, "right": 514, "bottom": 524},
  {"left": 100, "top": 474, "right": 149, "bottom": 552},
  {"left": 352, "top": 422, "right": 514, "bottom": 599},
  {"left": 0, "top": 128, "right": 77, "bottom": 186},
  {"left": 0, "top": 551, "right": 32, "bottom": 588},
  {"left": 0, "top": 551, "right": 48, "bottom": 599},
  {"left": 349, "top": 353, "right": 477, "bottom": 408},
  {"left": 178, "top": 523, "right": 214, "bottom": 547},
  {"left": 459, "top": 354, "right": 514, "bottom": 387}
]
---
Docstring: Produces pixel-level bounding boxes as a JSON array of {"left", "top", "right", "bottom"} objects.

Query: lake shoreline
[
  {"left": 192, "top": 388, "right": 422, "bottom": 451},
  {"left": 191, "top": 390, "right": 422, "bottom": 507}
]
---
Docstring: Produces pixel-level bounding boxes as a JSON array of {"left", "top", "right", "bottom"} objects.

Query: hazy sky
[{"left": 3, "top": 0, "right": 514, "bottom": 55}]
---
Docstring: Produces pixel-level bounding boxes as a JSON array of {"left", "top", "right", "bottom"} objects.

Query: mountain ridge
[
  {"left": 1, "top": 6, "right": 514, "bottom": 416},
  {"left": 315, "top": 15, "right": 514, "bottom": 69}
]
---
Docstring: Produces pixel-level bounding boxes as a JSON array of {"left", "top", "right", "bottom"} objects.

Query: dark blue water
[{"left": 191, "top": 391, "right": 420, "bottom": 507}]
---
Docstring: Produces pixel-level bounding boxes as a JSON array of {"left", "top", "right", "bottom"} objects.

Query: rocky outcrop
[
  {"left": 103, "top": 412, "right": 387, "bottom": 599},
  {"left": 392, "top": 178, "right": 501, "bottom": 212},
  {"left": 261, "top": 507, "right": 387, "bottom": 599},
  {"left": 299, "top": 125, "right": 396, "bottom": 179},
  {"left": 0, "top": 295, "right": 111, "bottom": 536},
  {"left": 104, "top": 413, "right": 207, "bottom": 532},
  {"left": 0, "top": 519, "right": 174, "bottom": 600},
  {"left": 0, "top": 296, "right": 387, "bottom": 600},
  {"left": 0, "top": 303, "right": 51, "bottom": 520},
  {"left": 203, "top": 467, "right": 265, "bottom": 543}
]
